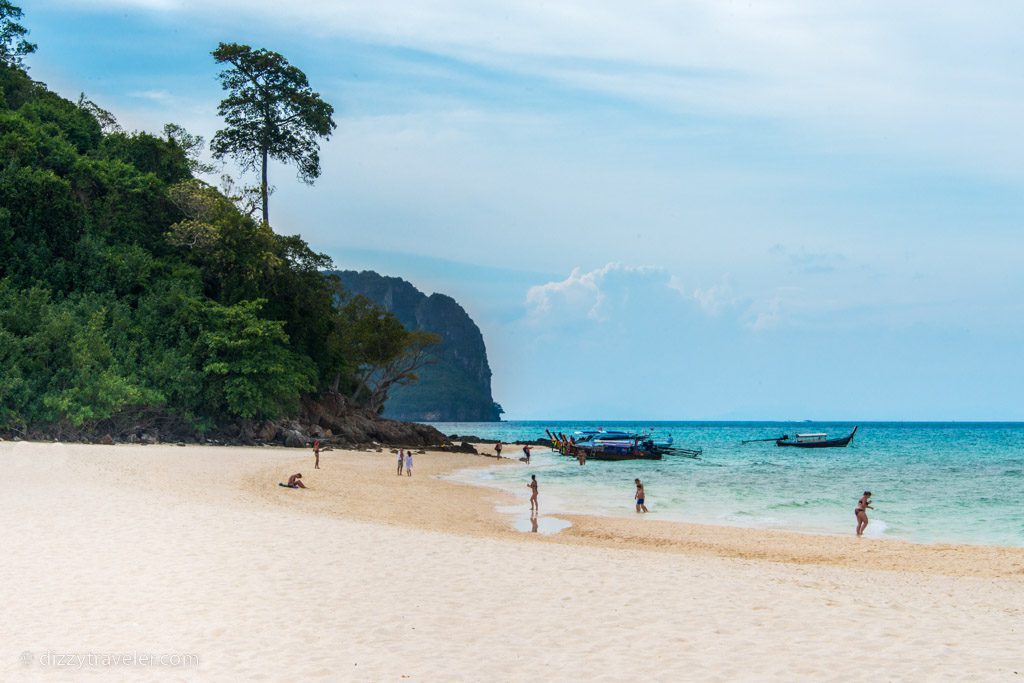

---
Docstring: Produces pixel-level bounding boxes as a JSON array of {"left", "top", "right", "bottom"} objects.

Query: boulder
[
  {"left": 283, "top": 429, "right": 306, "bottom": 448},
  {"left": 256, "top": 422, "right": 278, "bottom": 441}
]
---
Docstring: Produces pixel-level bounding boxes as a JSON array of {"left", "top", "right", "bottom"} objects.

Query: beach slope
[{"left": 1, "top": 442, "right": 1021, "bottom": 681}]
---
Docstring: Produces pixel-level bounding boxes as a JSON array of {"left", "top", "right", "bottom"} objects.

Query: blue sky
[{"left": 23, "top": 1, "right": 1024, "bottom": 420}]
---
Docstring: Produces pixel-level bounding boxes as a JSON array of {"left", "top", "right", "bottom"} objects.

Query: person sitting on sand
[
  {"left": 405, "top": 450, "right": 413, "bottom": 477},
  {"left": 635, "top": 478, "right": 648, "bottom": 513},
  {"left": 397, "top": 449, "right": 404, "bottom": 476},
  {"left": 313, "top": 439, "right": 321, "bottom": 470},
  {"left": 527, "top": 474, "right": 538, "bottom": 511},
  {"left": 280, "top": 473, "right": 307, "bottom": 489},
  {"left": 494, "top": 442, "right": 503, "bottom": 458},
  {"left": 855, "top": 491, "right": 874, "bottom": 536}
]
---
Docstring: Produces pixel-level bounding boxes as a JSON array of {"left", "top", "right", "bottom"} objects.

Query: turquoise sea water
[{"left": 429, "top": 421, "right": 1024, "bottom": 547}]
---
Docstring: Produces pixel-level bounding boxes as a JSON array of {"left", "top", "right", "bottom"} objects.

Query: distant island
[{"left": 334, "top": 271, "right": 504, "bottom": 422}]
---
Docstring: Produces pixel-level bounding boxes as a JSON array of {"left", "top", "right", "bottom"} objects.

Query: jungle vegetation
[{"left": 0, "top": 4, "right": 436, "bottom": 437}]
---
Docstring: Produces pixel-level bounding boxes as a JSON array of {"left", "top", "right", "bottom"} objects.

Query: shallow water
[{"left": 435, "top": 421, "right": 1024, "bottom": 546}]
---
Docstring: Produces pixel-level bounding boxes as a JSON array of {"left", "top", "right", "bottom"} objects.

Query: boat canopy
[{"left": 794, "top": 433, "right": 827, "bottom": 442}]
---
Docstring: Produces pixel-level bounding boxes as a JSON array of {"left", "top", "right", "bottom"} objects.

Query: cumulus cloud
[
  {"left": 525, "top": 263, "right": 748, "bottom": 336},
  {"left": 526, "top": 263, "right": 664, "bottom": 324}
]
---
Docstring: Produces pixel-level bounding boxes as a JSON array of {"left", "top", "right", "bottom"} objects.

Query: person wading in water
[{"left": 855, "top": 491, "right": 874, "bottom": 536}]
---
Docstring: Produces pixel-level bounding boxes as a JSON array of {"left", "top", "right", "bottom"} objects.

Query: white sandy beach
[{"left": 1, "top": 441, "right": 1022, "bottom": 681}]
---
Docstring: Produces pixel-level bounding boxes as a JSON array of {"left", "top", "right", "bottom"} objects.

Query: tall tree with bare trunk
[{"left": 210, "top": 42, "right": 335, "bottom": 226}]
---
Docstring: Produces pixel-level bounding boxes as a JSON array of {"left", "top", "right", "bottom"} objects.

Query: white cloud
[
  {"left": 525, "top": 263, "right": 746, "bottom": 333},
  {"left": 59, "top": 0, "right": 1024, "bottom": 178},
  {"left": 526, "top": 263, "right": 662, "bottom": 324},
  {"left": 128, "top": 89, "right": 174, "bottom": 103}
]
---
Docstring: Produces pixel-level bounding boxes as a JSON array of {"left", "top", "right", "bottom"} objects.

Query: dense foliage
[{"left": 0, "top": 62, "right": 429, "bottom": 438}]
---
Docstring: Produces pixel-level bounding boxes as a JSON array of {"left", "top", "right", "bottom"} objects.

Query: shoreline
[
  {"left": 244, "top": 441, "right": 1024, "bottom": 580},
  {"left": 3, "top": 439, "right": 1023, "bottom": 578},
  {"left": 4, "top": 441, "right": 1023, "bottom": 680}
]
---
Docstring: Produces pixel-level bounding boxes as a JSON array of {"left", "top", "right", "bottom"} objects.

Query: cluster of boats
[
  {"left": 544, "top": 425, "right": 859, "bottom": 462},
  {"left": 546, "top": 428, "right": 702, "bottom": 462}
]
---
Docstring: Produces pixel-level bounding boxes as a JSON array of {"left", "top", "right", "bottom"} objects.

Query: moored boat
[
  {"left": 545, "top": 429, "right": 700, "bottom": 461},
  {"left": 775, "top": 426, "right": 858, "bottom": 448}
]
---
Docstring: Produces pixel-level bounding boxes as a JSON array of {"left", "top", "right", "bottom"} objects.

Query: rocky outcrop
[
  {"left": 2, "top": 393, "right": 450, "bottom": 449},
  {"left": 333, "top": 270, "right": 503, "bottom": 422}
]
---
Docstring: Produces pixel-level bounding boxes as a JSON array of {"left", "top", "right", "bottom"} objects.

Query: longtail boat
[
  {"left": 776, "top": 426, "right": 857, "bottom": 448},
  {"left": 546, "top": 429, "right": 701, "bottom": 461}
]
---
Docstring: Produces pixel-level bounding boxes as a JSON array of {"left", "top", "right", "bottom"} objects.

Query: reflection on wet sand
[{"left": 509, "top": 511, "right": 571, "bottom": 535}]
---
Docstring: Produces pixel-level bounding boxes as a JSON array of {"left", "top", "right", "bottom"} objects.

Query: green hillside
[{"left": 0, "top": 62, "right": 426, "bottom": 440}]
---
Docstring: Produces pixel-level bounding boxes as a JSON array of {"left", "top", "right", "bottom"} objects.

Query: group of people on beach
[
  {"left": 396, "top": 449, "right": 413, "bottom": 477},
  {"left": 524, "top": 459, "right": 873, "bottom": 536},
  {"left": 525, "top": 475, "right": 649, "bottom": 514},
  {"left": 286, "top": 439, "right": 877, "bottom": 537},
  {"left": 493, "top": 441, "right": 532, "bottom": 463}
]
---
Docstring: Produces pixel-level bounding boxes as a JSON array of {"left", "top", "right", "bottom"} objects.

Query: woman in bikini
[{"left": 855, "top": 491, "right": 873, "bottom": 536}]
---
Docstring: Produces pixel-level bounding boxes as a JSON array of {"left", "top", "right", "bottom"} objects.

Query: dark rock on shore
[
  {"left": 447, "top": 433, "right": 499, "bottom": 444},
  {"left": 2, "top": 392, "right": 450, "bottom": 449},
  {"left": 447, "top": 434, "right": 549, "bottom": 447}
]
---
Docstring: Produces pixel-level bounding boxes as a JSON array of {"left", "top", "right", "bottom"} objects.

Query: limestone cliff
[{"left": 333, "top": 271, "right": 503, "bottom": 422}]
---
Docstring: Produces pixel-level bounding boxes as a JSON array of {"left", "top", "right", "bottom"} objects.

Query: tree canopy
[
  {"left": 0, "top": 1, "right": 34, "bottom": 67},
  {"left": 210, "top": 42, "right": 335, "bottom": 226},
  {"left": 0, "top": 57, "right": 432, "bottom": 439}
]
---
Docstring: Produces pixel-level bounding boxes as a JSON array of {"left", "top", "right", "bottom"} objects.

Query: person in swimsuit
[
  {"left": 494, "top": 442, "right": 503, "bottom": 458},
  {"left": 313, "top": 439, "right": 321, "bottom": 469},
  {"left": 527, "top": 474, "right": 538, "bottom": 511},
  {"left": 855, "top": 490, "right": 873, "bottom": 536},
  {"left": 397, "top": 449, "right": 404, "bottom": 476},
  {"left": 280, "top": 473, "right": 307, "bottom": 489},
  {"left": 635, "top": 478, "right": 648, "bottom": 513},
  {"left": 522, "top": 445, "right": 532, "bottom": 463},
  {"left": 405, "top": 450, "right": 413, "bottom": 477}
]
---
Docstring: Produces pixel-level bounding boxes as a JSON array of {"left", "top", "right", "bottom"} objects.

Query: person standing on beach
[
  {"left": 313, "top": 439, "right": 321, "bottom": 470},
  {"left": 396, "top": 449, "right": 404, "bottom": 476},
  {"left": 635, "top": 479, "right": 648, "bottom": 513},
  {"left": 527, "top": 474, "right": 538, "bottom": 511},
  {"left": 405, "top": 450, "right": 413, "bottom": 477},
  {"left": 522, "top": 444, "right": 532, "bottom": 463},
  {"left": 855, "top": 491, "right": 874, "bottom": 536},
  {"left": 494, "top": 442, "right": 503, "bottom": 458}
]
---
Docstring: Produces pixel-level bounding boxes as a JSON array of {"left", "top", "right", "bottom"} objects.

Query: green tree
[
  {"left": 163, "top": 123, "right": 216, "bottom": 175},
  {"left": 210, "top": 42, "right": 335, "bottom": 226},
  {"left": 196, "top": 298, "right": 315, "bottom": 420},
  {"left": 335, "top": 295, "right": 440, "bottom": 413},
  {"left": 0, "top": 1, "right": 35, "bottom": 67}
]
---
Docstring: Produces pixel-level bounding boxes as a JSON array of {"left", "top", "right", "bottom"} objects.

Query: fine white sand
[{"left": 1, "top": 441, "right": 1021, "bottom": 681}]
